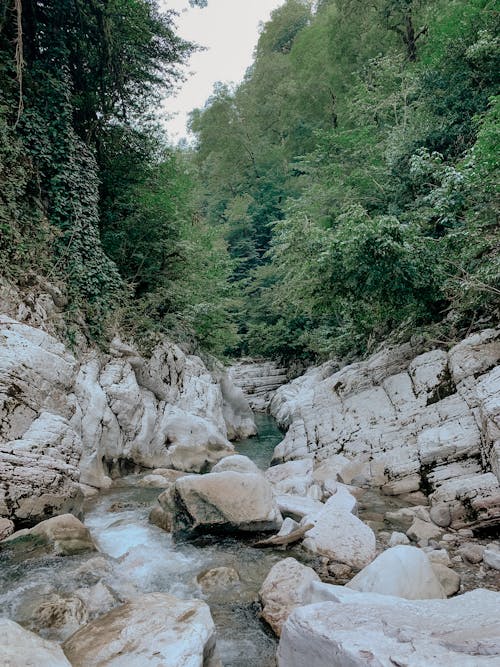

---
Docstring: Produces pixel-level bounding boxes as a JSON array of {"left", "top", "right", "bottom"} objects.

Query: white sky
[{"left": 160, "top": 0, "right": 285, "bottom": 143}]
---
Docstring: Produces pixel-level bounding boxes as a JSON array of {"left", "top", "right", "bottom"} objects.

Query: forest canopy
[{"left": 0, "top": 0, "right": 498, "bottom": 362}]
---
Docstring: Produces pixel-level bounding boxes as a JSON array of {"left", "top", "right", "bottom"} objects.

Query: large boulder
[
  {"left": 0, "top": 618, "right": 72, "bottom": 666},
  {"left": 62, "top": 593, "right": 221, "bottom": 666},
  {"left": 302, "top": 509, "right": 376, "bottom": 569},
  {"left": 29, "top": 513, "right": 97, "bottom": 555},
  {"left": 277, "top": 588, "right": 500, "bottom": 667},
  {"left": 259, "top": 557, "right": 320, "bottom": 636},
  {"left": 346, "top": 545, "right": 446, "bottom": 599},
  {"left": 174, "top": 471, "right": 282, "bottom": 533}
]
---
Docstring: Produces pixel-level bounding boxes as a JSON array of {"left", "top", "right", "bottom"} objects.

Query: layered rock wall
[
  {"left": 0, "top": 286, "right": 255, "bottom": 525},
  {"left": 228, "top": 359, "right": 288, "bottom": 411},
  {"left": 270, "top": 330, "right": 500, "bottom": 531}
]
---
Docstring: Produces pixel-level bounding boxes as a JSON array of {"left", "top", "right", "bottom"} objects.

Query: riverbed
[{"left": 0, "top": 414, "right": 286, "bottom": 667}]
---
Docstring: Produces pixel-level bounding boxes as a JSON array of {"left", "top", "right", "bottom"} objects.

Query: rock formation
[
  {"left": 228, "top": 359, "right": 288, "bottom": 411},
  {"left": 270, "top": 330, "right": 500, "bottom": 531},
  {"left": 0, "top": 293, "right": 256, "bottom": 526}
]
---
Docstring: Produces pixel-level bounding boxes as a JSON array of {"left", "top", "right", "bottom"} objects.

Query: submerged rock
[
  {"left": 62, "top": 592, "right": 221, "bottom": 667},
  {"left": 33, "top": 592, "right": 89, "bottom": 641},
  {"left": 0, "top": 618, "right": 72, "bottom": 667},
  {"left": 197, "top": 566, "right": 240, "bottom": 593},
  {"left": 277, "top": 588, "right": 500, "bottom": 667},
  {"left": 174, "top": 471, "right": 282, "bottom": 533}
]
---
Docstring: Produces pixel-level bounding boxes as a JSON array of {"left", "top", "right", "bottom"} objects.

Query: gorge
[{"left": 1, "top": 0, "right": 499, "bottom": 664}]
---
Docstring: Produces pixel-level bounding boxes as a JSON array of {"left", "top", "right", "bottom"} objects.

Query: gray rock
[
  {"left": 431, "top": 563, "right": 461, "bottom": 597},
  {"left": 458, "top": 542, "right": 485, "bottom": 564}
]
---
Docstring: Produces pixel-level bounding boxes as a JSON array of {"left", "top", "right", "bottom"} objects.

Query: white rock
[
  {"left": 302, "top": 509, "right": 376, "bottom": 569},
  {"left": 259, "top": 558, "right": 320, "bottom": 636},
  {"left": 0, "top": 618, "right": 72, "bottom": 666},
  {"left": 62, "top": 593, "right": 221, "bottom": 667},
  {"left": 268, "top": 330, "right": 500, "bottom": 532},
  {"left": 265, "top": 459, "right": 313, "bottom": 496},
  {"left": 218, "top": 372, "right": 257, "bottom": 439},
  {"left": 484, "top": 544, "right": 500, "bottom": 570},
  {"left": 347, "top": 545, "right": 446, "bottom": 599},
  {"left": 0, "top": 412, "right": 83, "bottom": 524},
  {"left": 322, "top": 486, "right": 357, "bottom": 514},
  {"left": 276, "top": 494, "right": 324, "bottom": 522},
  {"left": 174, "top": 471, "right": 282, "bottom": 532},
  {"left": 278, "top": 589, "right": 500, "bottom": 667},
  {"left": 212, "top": 454, "right": 260, "bottom": 474},
  {"left": 277, "top": 517, "right": 300, "bottom": 537}
]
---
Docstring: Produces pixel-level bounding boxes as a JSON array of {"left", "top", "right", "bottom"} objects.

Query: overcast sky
[{"left": 161, "top": 0, "right": 285, "bottom": 142}]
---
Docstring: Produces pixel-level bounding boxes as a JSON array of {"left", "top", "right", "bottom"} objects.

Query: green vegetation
[
  {"left": 0, "top": 0, "right": 234, "bottom": 351},
  {"left": 0, "top": 0, "right": 498, "bottom": 363},
  {"left": 191, "top": 0, "right": 499, "bottom": 361}
]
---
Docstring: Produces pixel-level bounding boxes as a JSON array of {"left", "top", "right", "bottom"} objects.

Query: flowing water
[{"left": 0, "top": 413, "right": 286, "bottom": 666}]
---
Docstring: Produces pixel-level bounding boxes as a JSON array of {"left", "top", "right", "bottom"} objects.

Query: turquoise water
[{"left": 236, "top": 412, "right": 284, "bottom": 469}]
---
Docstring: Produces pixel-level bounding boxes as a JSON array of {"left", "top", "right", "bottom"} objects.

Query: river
[{"left": 0, "top": 413, "right": 286, "bottom": 666}]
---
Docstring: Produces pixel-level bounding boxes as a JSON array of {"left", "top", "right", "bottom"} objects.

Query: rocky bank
[
  {"left": 1, "top": 279, "right": 499, "bottom": 666},
  {"left": 0, "top": 281, "right": 256, "bottom": 527}
]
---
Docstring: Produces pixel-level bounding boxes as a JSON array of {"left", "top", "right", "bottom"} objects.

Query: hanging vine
[{"left": 14, "top": 0, "right": 23, "bottom": 125}]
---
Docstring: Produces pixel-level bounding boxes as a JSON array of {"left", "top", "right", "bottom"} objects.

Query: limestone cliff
[
  {"left": 0, "top": 282, "right": 255, "bottom": 526},
  {"left": 270, "top": 332, "right": 500, "bottom": 531}
]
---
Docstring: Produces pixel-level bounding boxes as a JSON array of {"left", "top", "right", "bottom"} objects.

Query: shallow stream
[{"left": 0, "top": 414, "right": 286, "bottom": 666}]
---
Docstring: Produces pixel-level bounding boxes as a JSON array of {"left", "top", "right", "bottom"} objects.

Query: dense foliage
[
  {"left": 191, "top": 0, "right": 499, "bottom": 361},
  {"left": 0, "top": 0, "right": 498, "bottom": 363},
  {"left": 0, "top": 0, "right": 235, "bottom": 352}
]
